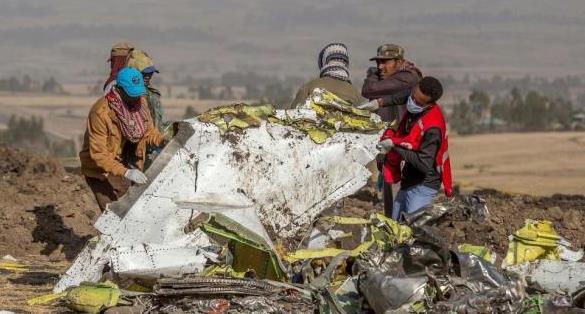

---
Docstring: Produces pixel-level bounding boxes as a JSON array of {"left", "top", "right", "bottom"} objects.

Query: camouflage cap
[{"left": 369, "top": 44, "right": 405, "bottom": 61}]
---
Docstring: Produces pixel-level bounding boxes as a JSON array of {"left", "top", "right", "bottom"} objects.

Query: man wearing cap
[
  {"left": 126, "top": 49, "right": 168, "bottom": 134},
  {"left": 359, "top": 44, "right": 422, "bottom": 122},
  {"left": 288, "top": 43, "right": 362, "bottom": 108},
  {"left": 104, "top": 42, "right": 135, "bottom": 93},
  {"left": 359, "top": 44, "right": 422, "bottom": 218},
  {"left": 80, "top": 67, "right": 164, "bottom": 211}
]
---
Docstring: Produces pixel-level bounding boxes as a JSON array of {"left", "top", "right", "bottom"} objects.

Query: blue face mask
[{"left": 406, "top": 96, "right": 424, "bottom": 114}]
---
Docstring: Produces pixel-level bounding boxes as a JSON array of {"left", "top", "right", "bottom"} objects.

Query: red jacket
[{"left": 381, "top": 104, "right": 453, "bottom": 197}]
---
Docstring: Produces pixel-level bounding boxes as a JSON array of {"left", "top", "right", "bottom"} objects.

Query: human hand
[
  {"left": 376, "top": 139, "right": 394, "bottom": 154},
  {"left": 124, "top": 169, "right": 148, "bottom": 184},
  {"left": 357, "top": 99, "right": 381, "bottom": 111}
]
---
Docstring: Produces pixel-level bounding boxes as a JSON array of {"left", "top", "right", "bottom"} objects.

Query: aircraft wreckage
[
  {"left": 55, "top": 89, "right": 384, "bottom": 292},
  {"left": 43, "top": 89, "right": 585, "bottom": 313}
]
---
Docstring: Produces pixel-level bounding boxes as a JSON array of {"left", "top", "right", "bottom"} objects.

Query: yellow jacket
[{"left": 79, "top": 96, "right": 163, "bottom": 179}]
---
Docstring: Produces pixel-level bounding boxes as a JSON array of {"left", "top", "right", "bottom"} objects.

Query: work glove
[
  {"left": 376, "top": 139, "right": 394, "bottom": 154},
  {"left": 124, "top": 169, "right": 148, "bottom": 185},
  {"left": 357, "top": 99, "right": 380, "bottom": 112}
]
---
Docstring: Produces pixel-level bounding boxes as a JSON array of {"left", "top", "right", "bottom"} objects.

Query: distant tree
[
  {"left": 197, "top": 85, "right": 213, "bottom": 99},
  {"left": 42, "top": 77, "right": 65, "bottom": 94},
  {"left": 523, "top": 91, "right": 548, "bottom": 131},
  {"left": 450, "top": 90, "right": 491, "bottom": 134},
  {"left": 450, "top": 99, "right": 473, "bottom": 134}
]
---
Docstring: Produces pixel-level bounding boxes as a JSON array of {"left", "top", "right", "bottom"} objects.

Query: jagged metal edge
[{"left": 107, "top": 121, "right": 196, "bottom": 218}]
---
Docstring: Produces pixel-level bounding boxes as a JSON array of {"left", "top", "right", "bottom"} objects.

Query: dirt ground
[
  {"left": 0, "top": 147, "right": 99, "bottom": 260},
  {"left": 433, "top": 189, "right": 585, "bottom": 257},
  {"left": 450, "top": 131, "right": 585, "bottom": 196},
  {"left": 1, "top": 147, "right": 585, "bottom": 313},
  {"left": 0, "top": 147, "right": 101, "bottom": 313}
]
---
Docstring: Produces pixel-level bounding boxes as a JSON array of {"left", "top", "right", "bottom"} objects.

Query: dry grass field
[{"left": 450, "top": 132, "right": 585, "bottom": 196}]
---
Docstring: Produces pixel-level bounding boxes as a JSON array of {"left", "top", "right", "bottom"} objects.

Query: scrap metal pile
[{"left": 26, "top": 90, "right": 585, "bottom": 313}]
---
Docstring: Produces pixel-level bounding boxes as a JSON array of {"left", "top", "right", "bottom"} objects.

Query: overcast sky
[{"left": 1, "top": 0, "right": 584, "bottom": 82}]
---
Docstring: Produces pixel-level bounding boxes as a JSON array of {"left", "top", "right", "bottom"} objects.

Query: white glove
[
  {"left": 124, "top": 169, "right": 148, "bottom": 184},
  {"left": 357, "top": 99, "right": 380, "bottom": 111},
  {"left": 376, "top": 139, "right": 394, "bottom": 154}
]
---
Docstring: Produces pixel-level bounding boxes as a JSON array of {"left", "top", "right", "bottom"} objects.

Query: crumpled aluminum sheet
[
  {"left": 434, "top": 280, "right": 525, "bottom": 313},
  {"left": 56, "top": 116, "right": 381, "bottom": 292},
  {"left": 452, "top": 252, "right": 509, "bottom": 290},
  {"left": 402, "top": 204, "right": 449, "bottom": 227},
  {"left": 359, "top": 273, "right": 427, "bottom": 313},
  {"left": 508, "top": 260, "right": 585, "bottom": 295}
]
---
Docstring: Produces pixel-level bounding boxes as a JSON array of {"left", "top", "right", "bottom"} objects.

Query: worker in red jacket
[{"left": 377, "top": 77, "right": 453, "bottom": 221}]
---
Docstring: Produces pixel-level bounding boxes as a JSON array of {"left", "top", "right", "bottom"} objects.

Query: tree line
[
  {"left": 0, "top": 115, "right": 76, "bottom": 157},
  {"left": 450, "top": 88, "right": 576, "bottom": 134},
  {"left": 0, "top": 75, "right": 66, "bottom": 94}
]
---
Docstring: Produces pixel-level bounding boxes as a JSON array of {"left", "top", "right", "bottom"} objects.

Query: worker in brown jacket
[
  {"left": 359, "top": 44, "right": 422, "bottom": 219},
  {"left": 80, "top": 67, "right": 163, "bottom": 211},
  {"left": 359, "top": 44, "right": 422, "bottom": 122}
]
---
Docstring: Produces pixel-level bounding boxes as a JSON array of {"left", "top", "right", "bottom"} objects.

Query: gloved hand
[
  {"left": 124, "top": 169, "right": 148, "bottom": 184},
  {"left": 357, "top": 99, "right": 380, "bottom": 111},
  {"left": 376, "top": 139, "right": 394, "bottom": 154},
  {"left": 367, "top": 67, "right": 379, "bottom": 77}
]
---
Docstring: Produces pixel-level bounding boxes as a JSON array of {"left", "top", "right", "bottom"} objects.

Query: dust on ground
[
  {"left": 0, "top": 147, "right": 100, "bottom": 313},
  {"left": 433, "top": 189, "right": 585, "bottom": 257},
  {"left": 0, "top": 258, "right": 70, "bottom": 313},
  {"left": 0, "top": 147, "right": 100, "bottom": 260}
]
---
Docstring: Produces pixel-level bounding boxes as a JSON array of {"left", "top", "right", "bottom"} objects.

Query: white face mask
[{"left": 406, "top": 96, "right": 424, "bottom": 114}]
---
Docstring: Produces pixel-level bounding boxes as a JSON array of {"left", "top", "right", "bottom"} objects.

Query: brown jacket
[
  {"left": 361, "top": 65, "right": 422, "bottom": 121},
  {"left": 288, "top": 77, "right": 363, "bottom": 109},
  {"left": 79, "top": 96, "right": 163, "bottom": 179}
]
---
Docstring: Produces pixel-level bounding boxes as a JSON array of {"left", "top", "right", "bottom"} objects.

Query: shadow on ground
[
  {"left": 29, "top": 204, "right": 91, "bottom": 261},
  {"left": 8, "top": 271, "right": 60, "bottom": 286}
]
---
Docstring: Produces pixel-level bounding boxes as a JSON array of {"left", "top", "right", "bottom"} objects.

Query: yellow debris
[
  {"left": 197, "top": 89, "right": 386, "bottom": 144},
  {"left": 504, "top": 219, "right": 561, "bottom": 265},
  {"left": 0, "top": 261, "right": 28, "bottom": 272},
  {"left": 65, "top": 281, "right": 121, "bottom": 313},
  {"left": 320, "top": 216, "right": 370, "bottom": 225},
  {"left": 27, "top": 292, "right": 67, "bottom": 306},
  {"left": 202, "top": 265, "right": 248, "bottom": 278},
  {"left": 284, "top": 213, "right": 413, "bottom": 263},
  {"left": 458, "top": 243, "right": 497, "bottom": 264}
]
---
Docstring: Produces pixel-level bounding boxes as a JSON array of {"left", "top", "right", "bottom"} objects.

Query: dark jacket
[
  {"left": 361, "top": 66, "right": 421, "bottom": 122},
  {"left": 394, "top": 111, "right": 442, "bottom": 191}
]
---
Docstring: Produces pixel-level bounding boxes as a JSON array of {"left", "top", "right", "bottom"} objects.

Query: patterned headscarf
[
  {"left": 318, "top": 43, "right": 351, "bottom": 82},
  {"left": 105, "top": 87, "right": 150, "bottom": 143}
]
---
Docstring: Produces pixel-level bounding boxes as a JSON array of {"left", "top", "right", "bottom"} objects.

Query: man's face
[
  {"left": 117, "top": 86, "right": 141, "bottom": 107},
  {"left": 412, "top": 85, "right": 432, "bottom": 107},
  {"left": 142, "top": 73, "right": 153, "bottom": 87},
  {"left": 377, "top": 59, "right": 403, "bottom": 79}
]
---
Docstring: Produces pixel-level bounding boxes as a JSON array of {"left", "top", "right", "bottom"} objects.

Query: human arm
[
  {"left": 380, "top": 89, "right": 410, "bottom": 107},
  {"left": 362, "top": 71, "right": 419, "bottom": 99},
  {"left": 87, "top": 112, "right": 127, "bottom": 176},
  {"left": 394, "top": 128, "right": 441, "bottom": 173}
]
